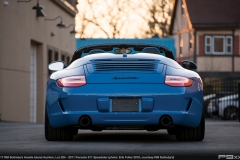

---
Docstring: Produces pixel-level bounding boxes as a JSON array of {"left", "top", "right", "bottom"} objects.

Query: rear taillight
[
  {"left": 57, "top": 76, "right": 86, "bottom": 87},
  {"left": 165, "top": 75, "right": 193, "bottom": 87},
  {"left": 177, "top": 60, "right": 182, "bottom": 65}
]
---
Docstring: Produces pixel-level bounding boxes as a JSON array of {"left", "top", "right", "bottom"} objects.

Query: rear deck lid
[{"left": 85, "top": 58, "right": 166, "bottom": 83}]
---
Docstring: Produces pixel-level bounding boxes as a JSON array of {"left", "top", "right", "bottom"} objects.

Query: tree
[
  {"left": 137, "top": 0, "right": 172, "bottom": 38},
  {"left": 76, "top": 0, "right": 140, "bottom": 38},
  {"left": 76, "top": 0, "right": 172, "bottom": 38}
]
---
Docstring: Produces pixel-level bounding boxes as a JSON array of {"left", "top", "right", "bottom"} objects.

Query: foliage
[
  {"left": 139, "top": 0, "right": 172, "bottom": 38},
  {"left": 76, "top": 0, "right": 172, "bottom": 38}
]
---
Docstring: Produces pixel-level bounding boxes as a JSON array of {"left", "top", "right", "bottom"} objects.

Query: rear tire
[
  {"left": 45, "top": 109, "right": 74, "bottom": 141},
  {"left": 73, "top": 128, "right": 79, "bottom": 135},
  {"left": 176, "top": 114, "right": 205, "bottom": 141},
  {"left": 167, "top": 127, "right": 177, "bottom": 135}
]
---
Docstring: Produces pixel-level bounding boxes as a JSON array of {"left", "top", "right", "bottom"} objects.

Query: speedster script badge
[{"left": 112, "top": 77, "right": 139, "bottom": 80}]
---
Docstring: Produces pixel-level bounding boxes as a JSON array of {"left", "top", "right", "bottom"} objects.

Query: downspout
[
  {"left": 232, "top": 29, "right": 235, "bottom": 73},
  {"left": 179, "top": 34, "right": 181, "bottom": 60},
  {"left": 193, "top": 30, "right": 197, "bottom": 63}
]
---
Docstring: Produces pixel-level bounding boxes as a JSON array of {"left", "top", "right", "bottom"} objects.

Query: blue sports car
[{"left": 45, "top": 44, "right": 204, "bottom": 141}]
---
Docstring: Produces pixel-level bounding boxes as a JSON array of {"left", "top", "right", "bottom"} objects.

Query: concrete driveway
[{"left": 0, "top": 121, "right": 240, "bottom": 160}]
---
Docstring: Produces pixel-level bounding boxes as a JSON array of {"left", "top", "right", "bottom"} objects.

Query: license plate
[{"left": 112, "top": 98, "right": 139, "bottom": 112}]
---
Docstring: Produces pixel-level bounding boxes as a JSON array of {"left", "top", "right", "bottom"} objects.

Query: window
[
  {"left": 189, "top": 32, "right": 193, "bottom": 51},
  {"left": 61, "top": 54, "right": 65, "bottom": 63},
  {"left": 67, "top": 56, "right": 70, "bottom": 65},
  {"left": 179, "top": 35, "right": 183, "bottom": 57},
  {"left": 48, "top": 50, "right": 52, "bottom": 64},
  {"left": 204, "top": 35, "right": 232, "bottom": 55},
  {"left": 54, "top": 51, "right": 59, "bottom": 61},
  {"left": 48, "top": 50, "right": 52, "bottom": 77},
  {"left": 226, "top": 36, "right": 232, "bottom": 54},
  {"left": 213, "top": 36, "right": 224, "bottom": 53},
  {"left": 205, "top": 36, "right": 211, "bottom": 54},
  {"left": 181, "top": 0, "right": 185, "bottom": 16}
]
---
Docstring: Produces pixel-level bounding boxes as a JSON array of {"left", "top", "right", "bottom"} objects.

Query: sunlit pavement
[{"left": 0, "top": 121, "right": 240, "bottom": 159}]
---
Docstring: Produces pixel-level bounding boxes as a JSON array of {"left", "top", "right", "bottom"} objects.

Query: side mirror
[
  {"left": 181, "top": 60, "right": 197, "bottom": 71},
  {"left": 48, "top": 61, "right": 66, "bottom": 71}
]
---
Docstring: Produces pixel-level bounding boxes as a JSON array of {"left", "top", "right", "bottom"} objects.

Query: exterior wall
[
  {"left": 172, "top": 34, "right": 180, "bottom": 58},
  {"left": 170, "top": 0, "right": 240, "bottom": 84},
  {"left": 196, "top": 30, "right": 234, "bottom": 56},
  {"left": 181, "top": 32, "right": 193, "bottom": 60},
  {"left": 234, "top": 29, "right": 240, "bottom": 56},
  {"left": 170, "top": 0, "right": 193, "bottom": 60},
  {"left": 197, "top": 57, "right": 232, "bottom": 72},
  {"left": 171, "top": 0, "right": 189, "bottom": 35},
  {"left": 0, "top": 1, "right": 76, "bottom": 122},
  {"left": 196, "top": 30, "right": 240, "bottom": 72},
  {"left": 234, "top": 57, "right": 240, "bottom": 71}
]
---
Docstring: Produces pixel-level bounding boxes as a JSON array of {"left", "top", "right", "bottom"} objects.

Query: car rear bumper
[
  {"left": 47, "top": 110, "right": 202, "bottom": 128},
  {"left": 46, "top": 80, "right": 203, "bottom": 128}
]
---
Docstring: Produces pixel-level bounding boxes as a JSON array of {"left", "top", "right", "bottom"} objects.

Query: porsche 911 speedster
[{"left": 45, "top": 44, "right": 204, "bottom": 141}]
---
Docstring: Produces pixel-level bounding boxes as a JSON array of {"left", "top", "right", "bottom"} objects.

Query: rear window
[
  {"left": 71, "top": 44, "right": 175, "bottom": 63},
  {"left": 81, "top": 47, "right": 166, "bottom": 58}
]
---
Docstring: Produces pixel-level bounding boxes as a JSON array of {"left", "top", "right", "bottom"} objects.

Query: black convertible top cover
[{"left": 71, "top": 43, "right": 175, "bottom": 63}]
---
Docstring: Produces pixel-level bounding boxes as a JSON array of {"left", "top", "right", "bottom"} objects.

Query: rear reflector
[
  {"left": 57, "top": 76, "right": 86, "bottom": 87},
  {"left": 177, "top": 60, "right": 182, "bottom": 65},
  {"left": 165, "top": 75, "right": 193, "bottom": 87}
]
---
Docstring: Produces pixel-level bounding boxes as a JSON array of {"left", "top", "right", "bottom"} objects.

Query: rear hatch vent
[{"left": 87, "top": 59, "right": 163, "bottom": 73}]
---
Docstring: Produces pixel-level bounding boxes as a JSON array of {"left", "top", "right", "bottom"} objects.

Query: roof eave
[
  {"left": 193, "top": 23, "right": 240, "bottom": 30},
  {"left": 169, "top": 0, "right": 178, "bottom": 35},
  {"left": 52, "top": 0, "right": 78, "bottom": 17}
]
